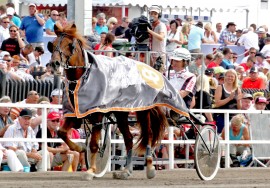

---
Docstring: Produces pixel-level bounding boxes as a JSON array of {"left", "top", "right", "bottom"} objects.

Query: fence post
[
  {"left": 0, "top": 70, "right": 6, "bottom": 98},
  {"left": 224, "top": 112, "right": 230, "bottom": 168},
  {"left": 168, "top": 126, "right": 174, "bottom": 170},
  {"left": 41, "top": 107, "right": 48, "bottom": 171}
]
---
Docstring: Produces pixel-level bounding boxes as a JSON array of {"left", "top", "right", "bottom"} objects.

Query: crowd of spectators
[{"left": 1, "top": 2, "right": 270, "bottom": 171}]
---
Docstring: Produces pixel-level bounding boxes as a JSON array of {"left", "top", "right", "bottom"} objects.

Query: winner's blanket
[{"left": 63, "top": 51, "right": 189, "bottom": 118}]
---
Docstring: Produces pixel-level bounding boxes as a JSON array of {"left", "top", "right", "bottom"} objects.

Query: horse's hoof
[
  {"left": 146, "top": 166, "right": 156, "bottom": 179},
  {"left": 113, "top": 170, "right": 131, "bottom": 180},
  {"left": 82, "top": 172, "right": 95, "bottom": 181}
]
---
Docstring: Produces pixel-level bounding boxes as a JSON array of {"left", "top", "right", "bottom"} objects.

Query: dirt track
[{"left": 0, "top": 168, "right": 270, "bottom": 188}]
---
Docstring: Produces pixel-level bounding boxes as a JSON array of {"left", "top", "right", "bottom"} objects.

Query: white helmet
[{"left": 170, "top": 48, "right": 191, "bottom": 62}]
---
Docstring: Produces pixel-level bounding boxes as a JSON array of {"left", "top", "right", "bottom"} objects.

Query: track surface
[{"left": 0, "top": 168, "right": 269, "bottom": 188}]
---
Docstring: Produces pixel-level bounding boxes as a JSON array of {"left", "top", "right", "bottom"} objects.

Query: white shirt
[
  {"left": 0, "top": 25, "right": 10, "bottom": 47},
  {"left": 238, "top": 31, "right": 259, "bottom": 50},
  {"left": 260, "top": 44, "right": 270, "bottom": 58},
  {"left": 3, "top": 121, "right": 38, "bottom": 152}
]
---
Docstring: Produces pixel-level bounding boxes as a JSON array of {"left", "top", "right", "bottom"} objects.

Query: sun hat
[{"left": 149, "top": 5, "right": 161, "bottom": 14}]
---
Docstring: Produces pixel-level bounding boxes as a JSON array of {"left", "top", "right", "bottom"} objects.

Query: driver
[{"left": 167, "top": 48, "right": 196, "bottom": 109}]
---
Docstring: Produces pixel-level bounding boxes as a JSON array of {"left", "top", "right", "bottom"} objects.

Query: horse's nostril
[{"left": 55, "top": 61, "right": 61, "bottom": 67}]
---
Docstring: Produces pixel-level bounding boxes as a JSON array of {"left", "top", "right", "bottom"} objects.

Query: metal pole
[
  {"left": 41, "top": 107, "right": 48, "bottom": 171},
  {"left": 224, "top": 112, "right": 230, "bottom": 168},
  {"left": 168, "top": 126, "right": 174, "bottom": 170}
]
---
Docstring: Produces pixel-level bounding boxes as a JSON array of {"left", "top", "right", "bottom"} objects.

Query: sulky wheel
[{"left": 194, "top": 125, "right": 220, "bottom": 181}]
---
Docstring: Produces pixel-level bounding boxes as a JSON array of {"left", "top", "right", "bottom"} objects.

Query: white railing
[{"left": 0, "top": 102, "right": 269, "bottom": 171}]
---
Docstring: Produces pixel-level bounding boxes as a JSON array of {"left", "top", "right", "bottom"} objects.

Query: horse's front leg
[
  {"left": 113, "top": 112, "right": 133, "bottom": 180},
  {"left": 57, "top": 117, "right": 85, "bottom": 152}
]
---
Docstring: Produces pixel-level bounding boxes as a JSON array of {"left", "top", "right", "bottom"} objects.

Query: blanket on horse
[{"left": 63, "top": 51, "right": 189, "bottom": 118}]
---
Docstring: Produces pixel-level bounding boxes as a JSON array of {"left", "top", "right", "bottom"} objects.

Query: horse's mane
[{"left": 55, "top": 23, "right": 90, "bottom": 50}]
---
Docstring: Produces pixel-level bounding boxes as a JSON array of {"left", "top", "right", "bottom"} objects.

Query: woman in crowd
[
  {"left": 0, "top": 96, "right": 13, "bottom": 137},
  {"left": 106, "top": 17, "right": 118, "bottom": 33},
  {"left": 214, "top": 69, "right": 242, "bottom": 133},
  {"left": 204, "top": 23, "right": 218, "bottom": 44},
  {"left": 180, "top": 23, "right": 190, "bottom": 49},
  {"left": 94, "top": 32, "right": 106, "bottom": 55},
  {"left": 98, "top": 33, "right": 115, "bottom": 57},
  {"left": 166, "top": 20, "right": 182, "bottom": 53}
]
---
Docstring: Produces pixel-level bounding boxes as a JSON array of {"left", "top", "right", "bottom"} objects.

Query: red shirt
[
  {"left": 239, "top": 63, "right": 250, "bottom": 72},
  {"left": 207, "top": 61, "right": 219, "bottom": 69},
  {"left": 242, "top": 77, "right": 265, "bottom": 89}
]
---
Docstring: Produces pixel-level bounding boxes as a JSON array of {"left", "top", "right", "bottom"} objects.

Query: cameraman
[{"left": 147, "top": 5, "right": 167, "bottom": 73}]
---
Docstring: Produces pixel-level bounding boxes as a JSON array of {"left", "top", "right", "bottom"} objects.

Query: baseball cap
[
  {"left": 0, "top": 51, "right": 10, "bottom": 58},
  {"left": 6, "top": 7, "right": 15, "bottom": 15},
  {"left": 19, "top": 108, "right": 32, "bottom": 118},
  {"left": 213, "top": 66, "right": 226, "bottom": 74},
  {"left": 255, "top": 96, "right": 268, "bottom": 104},
  {"left": 249, "top": 66, "right": 258, "bottom": 73},
  {"left": 242, "top": 93, "right": 253, "bottom": 100},
  {"left": 205, "top": 68, "right": 214, "bottom": 75},
  {"left": 149, "top": 5, "right": 161, "bottom": 14},
  {"left": 51, "top": 89, "right": 63, "bottom": 97},
  {"left": 218, "top": 73, "right": 225, "bottom": 79},
  {"left": 47, "top": 111, "right": 60, "bottom": 120},
  {"left": 28, "top": 3, "right": 36, "bottom": 7},
  {"left": 257, "top": 27, "right": 266, "bottom": 34}
]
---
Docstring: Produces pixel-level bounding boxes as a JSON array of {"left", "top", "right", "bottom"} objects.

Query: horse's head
[{"left": 48, "top": 23, "right": 89, "bottom": 74}]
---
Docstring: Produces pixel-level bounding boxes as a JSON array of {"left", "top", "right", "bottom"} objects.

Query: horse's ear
[
  {"left": 54, "top": 24, "right": 61, "bottom": 36},
  {"left": 47, "top": 41, "right": 54, "bottom": 53},
  {"left": 71, "top": 23, "right": 76, "bottom": 29}
]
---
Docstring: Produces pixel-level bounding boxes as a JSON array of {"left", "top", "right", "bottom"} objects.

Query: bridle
[{"left": 51, "top": 34, "right": 89, "bottom": 70}]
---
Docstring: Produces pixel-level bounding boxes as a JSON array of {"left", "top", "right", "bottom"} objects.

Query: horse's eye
[{"left": 47, "top": 41, "right": 54, "bottom": 53}]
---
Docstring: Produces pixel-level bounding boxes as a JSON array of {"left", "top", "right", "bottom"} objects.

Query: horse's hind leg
[
  {"left": 112, "top": 112, "right": 133, "bottom": 180},
  {"left": 137, "top": 110, "right": 156, "bottom": 179}
]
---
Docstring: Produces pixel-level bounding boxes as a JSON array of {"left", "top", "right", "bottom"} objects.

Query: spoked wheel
[
  {"left": 194, "top": 125, "right": 220, "bottom": 181},
  {"left": 85, "top": 116, "right": 112, "bottom": 177}
]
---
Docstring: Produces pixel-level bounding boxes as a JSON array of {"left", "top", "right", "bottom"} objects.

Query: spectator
[
  {"left": 36, "top": 111, "right": 77, "bottom": 171},
  {"left": 214, "top": 69, "right": 242, "bottom": 133},
  {"left": 0, "top": 142, "right": 24, "bottom": 172},
  {"left": 95, "top": 13, "right": 108, "bottom": 35},
  {"left": 10, "top": 90, "right": 39, "bottom": 120},
  {"left": 255, "top": 52, "right": 268, "bottom": 72},
  {"left": 254, "top": 96, "right": 268, "bottom": 110},
  {"left": 1, "top": 25, "right": 25, "bottom": 56},
  {"left": 0, "top": 5, "right": 6, "bottom": 18},
  {"left": 0, "top": 16, "right": 11, "bottom": 47},
  {"left": 207, "top": 52, "right": 224, "bottom": 69},
  {"left": 106, "top": 17, "right": 117, "bottom": 34},
  {"left": 28, "top": 46, "right": 44, "bottom": 66},
  {"left": 147, "top": 5, "right": 167, "bottom": 71},
  {"left": 115, "top": 16, "right": 129, "bottom": 38},
  {"left": 221, "top": 114, "right": 251, "bottom": 167},
  {"left": 4, "top": 108, "right": 51, "bottom": 171},
  {"left": 237, "top": 27, "right": 259, "bottom": 50},
  {"left": 242, "top": 66, "right": 266, "bottom": 89},
  {"left": 166, "top": 20, "right": 182, "bottom": 53},
  {"left": 235, "top": 66, "right": 246, "bottom": 87},
  {"left": 220, "top": 47, "right": 234, "bottom": 69},
  {"left": 235, "top": 29, "right": 243, "bottom": 44},
  {"left": 45, "top": 10, "right": 59, "bottom": 35},
  {"left": 6, "top": 7, "right": 21, "bottom": 27},
  {"left": 6, "top": 3, "right": 19, "bottom": 18},
  {"left": 218, "top": 22, "right": 237, "bottom": 45},
  {"left": 215, "top": 22, "right": 222, "bottom": 40},
  {"left": 20, "top": 3, "right": 45, "bottom": 49},
  {"left": 20, "top": 44, "right": 34, "bottom": 64},
  {"left": 188, "top": 54, "right": 205, "bottom": 76},
  {"left": 204, "top": 23, "right": 218, "bottom": 44},
  {"left": 50, "top": 89, "right": 63, "bottom": 105},
  {"left": 40, "top": 62, "right": 54, "bottom": 81},
  {"left": 241, "top": 93, "right": 254, "bottom": 110},
  {"left": 180, "top": 23, "right": 190, "bottom": 49},
  {"left": 260, "top": 37, "right": 270, "bottom": 58},
  {"left": 0, "top": 96, "right": 13, "bottom": 137},
  {"left": 204, "top": 54, "right": 213, "bottom": 67},
  {"left": 240, "top": 47, "right": 257, "bottom": 64},
  {"left": 58, "top": 12, "right": 68, "bottom": 28},
  {"left": 188, "top": 21, "right": 207, "bottom": 55},
  {"left": 232, "top": 52, "right": 238, "bottom": 66},
  {"left": 94, "top": 32, "right": 106, "bottom": 55},
  {"left": 257, "top": 27, "right": 266, "bottom": 51},
  {"left": 98, "top": 32, "right": 115, "bottom": 57},
  {"left": 239, "top": 56, "right": 256, "bottom": 72},
  {"left": 91, "top": 17, "right": 97, "bottom": 34}
]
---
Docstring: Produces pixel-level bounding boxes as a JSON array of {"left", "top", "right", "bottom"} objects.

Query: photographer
[{"left": 147, "top": 5, "right": 167, "bottom": 73}]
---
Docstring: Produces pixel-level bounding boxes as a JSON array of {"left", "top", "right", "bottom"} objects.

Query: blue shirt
[
  {"left": 20, "top": 14, "right": 44, "bottom": 43},
  {"left": 12, "top": 16, "right": 21, "bottom": 27},
  {"left": 188, "top": 25, "right": 204, "bottom": 51},
  {"left": 45, "top": 18, "right": 56, "bottom": 32},
  {"left": 230, "top": 124, "right": 245, "bottom": 140},
  {"left": 95, "top": 24, "right": 108, "bottom": 35},
  {"left": 221, "top": 59, "right": 234, "bottom": 69}
]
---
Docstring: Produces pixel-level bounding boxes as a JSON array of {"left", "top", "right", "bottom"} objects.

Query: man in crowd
[
  {"left": 20, "top": 3, "right": 45, "bottom": 49},
  {"left": 215, "top": 22, "right": 222, "bottom": 40},
  {"left": 188, "top": 21, "right": 207, "bottom": 55},
  {"left": 218, "top": 22, "right": 237, "bottom": 45},
  {"left": 0, "top": 16, "right": 11, "bottom": 47},
  {"left": 95, "top": 12, "right": 108, "bottom": 35},
  {"left": 45, "top": 10, "right": 59, "bottom": 35},
  {"left": 115, "top": 17, "right": 130, "bottom": 38},
  {"left": 6, "top": 7, "right": 21, "bottom": 27},
  {"left": 242, "top": 67, "right": 266, "bottom": 89}
]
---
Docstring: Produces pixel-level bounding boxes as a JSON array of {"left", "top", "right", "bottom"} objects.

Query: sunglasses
[
  {"left": 233, "top": 56, "right": 237, "bottom": 59},
  {"left": 250, "top": 52, "right": 256, "bottom": 54},
  {"left": 9, "top": 30, "right": 17, "bottom": 32},
  {"left": 52, "top": 14, "right": 59, "bottom": 16},
  {"left": 51, "top": 119, "right": 60, "bottom": 123},
  {"left": 3, "top": 22, "right": 10, "bottom": 24}
]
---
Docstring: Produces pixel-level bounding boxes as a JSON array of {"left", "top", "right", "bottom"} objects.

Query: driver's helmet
[{"left": 169, "top": 48, "right": 191, "bottom": 62}]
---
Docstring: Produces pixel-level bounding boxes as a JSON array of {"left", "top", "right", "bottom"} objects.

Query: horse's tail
[{"left": 135, "top": 107, "right": 168, "bottom": 155}]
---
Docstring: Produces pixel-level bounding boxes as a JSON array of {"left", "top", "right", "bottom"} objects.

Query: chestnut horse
[{"left": 48, "top": 23, "right": 168, "bottom": 180}]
